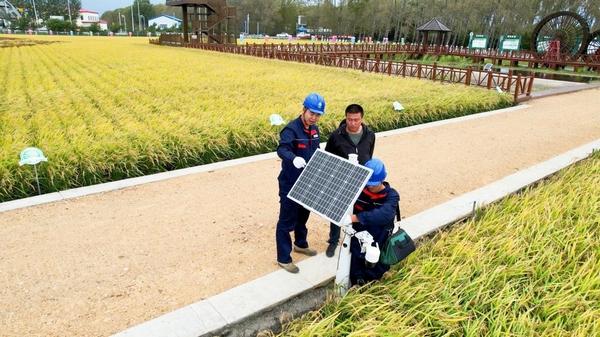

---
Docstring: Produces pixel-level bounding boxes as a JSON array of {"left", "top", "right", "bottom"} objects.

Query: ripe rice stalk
[
  {"left": 0, "top": 36, "right": 512, "bottom": 201},
  {"left": 278, "top": 152, "right": 599, "bottom": 336}
]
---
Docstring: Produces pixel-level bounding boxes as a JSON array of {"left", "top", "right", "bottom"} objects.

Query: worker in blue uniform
[
  {"left": 346, "top": 158, "right": 399, "bottom": 285},
  {"left": 275, "top": 93, "right": 326, "bottom": 273}
]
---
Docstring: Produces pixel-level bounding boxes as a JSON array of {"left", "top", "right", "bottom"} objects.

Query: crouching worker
[{"left": 348, "top": 158, "right": 399, "bottom": 286}]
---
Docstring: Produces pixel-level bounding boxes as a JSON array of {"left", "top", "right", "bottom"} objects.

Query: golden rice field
[
  {"left": 0, "top": 35, "right": 512, "bottom": 201},
  {"left": 277, "top": 152, "right": 600, "bottom": 336}
]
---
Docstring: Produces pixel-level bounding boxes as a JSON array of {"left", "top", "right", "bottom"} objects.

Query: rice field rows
[
  {"left": 0, "top": 36, "right": 511, "bottom": 201},
  {"left": 277, "top": 152, "right": 600, "bottom": 336}
]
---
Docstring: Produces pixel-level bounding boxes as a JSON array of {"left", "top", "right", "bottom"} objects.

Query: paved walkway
[{"left": 1, "top": 88, "right": 599, "bottom": 337}]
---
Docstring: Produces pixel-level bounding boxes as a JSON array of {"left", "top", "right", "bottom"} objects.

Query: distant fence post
[
  {"left": 513, "top": 74, "right": 522, "bottom": 102},
  {"left": 465, "top": 66, "right": 472, "bottom": 86}
]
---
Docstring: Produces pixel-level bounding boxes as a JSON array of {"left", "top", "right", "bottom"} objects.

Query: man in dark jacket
[
  {"left": 324, "top": 104, "right": 376, "bottom": 257},
  {"left": 347, "top": 158, "right": 399, "bottom": 285},
  {"left": 275, "top": 93, "right": 326, "bottom": 273}
]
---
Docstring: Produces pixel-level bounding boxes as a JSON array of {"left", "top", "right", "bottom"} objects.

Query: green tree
[
  {"left": 46, "top": 18, "right": 66, "bottom": 31},
  {"left": 109, "top": 22, "right": 121, "bottom": 33},
  {"left": 11, "top": 0, "right": 81, "bottom": 21},
  {"left": 89, "top": 22, "right": 100, "bottom": 34}
]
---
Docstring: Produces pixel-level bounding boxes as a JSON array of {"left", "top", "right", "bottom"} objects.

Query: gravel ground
[{"left": 1, "top": 88, "right": 599, "bottom": 337}]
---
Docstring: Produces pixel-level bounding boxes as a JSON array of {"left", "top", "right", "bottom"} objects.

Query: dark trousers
[
  {"left": 349, "top": 236, "right": 390, "bottom": 286},
  {"left": 327, "top": 222, "right": 341, "bottom": 245},
  {"left": 276, "top": 195, "right": 310, "bottom": 264}
]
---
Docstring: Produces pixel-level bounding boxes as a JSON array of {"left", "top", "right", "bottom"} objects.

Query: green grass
[{"left": 276, "top": 152, "right": 600, "bottom": 336}]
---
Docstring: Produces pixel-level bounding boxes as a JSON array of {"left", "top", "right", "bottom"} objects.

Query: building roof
[
  {"left": 417, "top": 18, "right": 451, "bottom": 32},
  {"left": 149, "top": 15, "right": 183, "bottom": 23},
  {"left": 79, "top": 9, "right": 99, "bottom": 14}
]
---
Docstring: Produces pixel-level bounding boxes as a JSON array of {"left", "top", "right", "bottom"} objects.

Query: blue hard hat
[
  {"left": 365, "top": 158, "right": 387, "bottom": 186},
  {"left": 303, "top": 93, "right": 326, "bottom": 115}
]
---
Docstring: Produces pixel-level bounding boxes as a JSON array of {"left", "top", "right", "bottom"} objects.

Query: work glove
[
  {"left": 292, "top": 156, "right": 307, "bottom": 169},
  {"left": 341, "top": 214, "right": 353, "bottom": 226}
]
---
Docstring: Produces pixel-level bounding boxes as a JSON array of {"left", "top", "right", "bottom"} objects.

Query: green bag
[
  {"left": 379, "top": 202, "right": 414, "bottom": 265},
  {"left": 380, "top": 227, "right": 416, "bottom": 265}
]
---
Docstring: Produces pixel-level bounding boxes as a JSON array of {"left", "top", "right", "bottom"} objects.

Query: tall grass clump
[
  {"left": 277, "top": 152, "right": 600, "bottom": 336},
  {"left": 0, "top": 36, "right": 512, "bottom": 201}
]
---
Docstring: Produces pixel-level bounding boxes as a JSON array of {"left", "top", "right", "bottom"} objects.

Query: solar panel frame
[{"left": 287, "top": 149, "right": 373, "bottom": 226}]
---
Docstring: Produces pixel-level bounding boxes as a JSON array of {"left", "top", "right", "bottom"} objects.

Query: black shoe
[{"left": 325, "top": 243, "right": 337, "bottom": 257}]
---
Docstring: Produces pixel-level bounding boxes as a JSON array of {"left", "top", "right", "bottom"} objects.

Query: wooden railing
[{"left": 176, "top": 41, "right": 599, "bottom": 72}]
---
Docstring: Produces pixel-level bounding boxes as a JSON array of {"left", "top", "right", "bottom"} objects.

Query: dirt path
[{"left": 1, "top": 88, "right": 599, "bottom": 337}]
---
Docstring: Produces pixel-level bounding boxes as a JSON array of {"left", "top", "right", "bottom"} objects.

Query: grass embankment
[
  {"left": 278, "top": 152, "right": 600, "bottom": 336},
  {"left": 0, "top": 36, "right": 511, "bottom": 201}
]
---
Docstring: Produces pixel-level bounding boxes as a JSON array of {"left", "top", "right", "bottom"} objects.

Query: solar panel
[{"left": 288, "top": 149, "right": 373, "bottom": 225}]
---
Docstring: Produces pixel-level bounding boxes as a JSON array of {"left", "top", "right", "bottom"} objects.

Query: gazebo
[
  {"left": 166, "top": 0, "right": 236, "bottom": 44},
  {"left": 416, "top": 18, "right": 451, "bottom": 53}
]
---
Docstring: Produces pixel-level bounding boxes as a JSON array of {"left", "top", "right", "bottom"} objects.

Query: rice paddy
[
  {"left": 277, "top": 152, "right": 600, "bottom": 336},
  {"left": 0, "top": 35, "right": 511, "bottom": 201}
]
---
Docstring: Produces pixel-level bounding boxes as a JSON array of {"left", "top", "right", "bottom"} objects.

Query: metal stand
[
  {"left": 334, "top": 222, "right": 354, "bottom": 296},
  {"left": 335, "top": 153, "right": 360, "bottom": 296},
  {"left": 33, "top": 164, "right": 41, "bottom": 195}
]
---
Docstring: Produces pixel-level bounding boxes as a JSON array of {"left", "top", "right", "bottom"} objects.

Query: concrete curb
[
  {"left": 0, "top": 104, "right": 528, "bottom": 214},
  {"left": 530, "top": 82, "right": 600, "bottom": 99},
  {"left": 112, "top": 139, "right": 600, "bottom": 337}
]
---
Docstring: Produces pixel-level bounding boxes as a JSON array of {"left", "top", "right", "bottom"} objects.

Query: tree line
[
  {"left": 228, "top": 0, "right": 598, "bottom": 47},
  {"left": 7, "top": 0, "right": 81, "bottom": 31},
  {"left": 7, "top": 0, "right": 599, "bottom": 47}
]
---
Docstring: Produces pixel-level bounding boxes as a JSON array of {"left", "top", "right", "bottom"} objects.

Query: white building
[
  {"left": 148, "top": 15, "right": 182, "bottom": 30},
  {"left": 76, "top": 9, "right": 107, "bottom": 30}
]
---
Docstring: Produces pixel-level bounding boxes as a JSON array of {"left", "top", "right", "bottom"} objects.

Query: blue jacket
[
  {"left": 277, "top": 116, "right": 321, "bottom": 194},
  {"left": 351, "top": 182, "right": 400, "bottom": 254}
]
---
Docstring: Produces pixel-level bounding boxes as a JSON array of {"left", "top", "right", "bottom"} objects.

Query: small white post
[
  {"left": 334, "top": 223, "right": 353, "bottom": 295},
  {"left": 334, "top": 153, "right": 360, "bottom": 296}
]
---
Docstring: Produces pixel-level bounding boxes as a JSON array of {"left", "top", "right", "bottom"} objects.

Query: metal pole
[
  {"left": 136, "top": 0, "right": 141, "bottom": 32},
  {"left": 118, "top": 11, "right": 121, "bottom": 28},
  {"left": 31, "top": 0, "right": 39, "bottom": 30},
  {"left": 131, "top": 4, "right": 134, "bottom": 33},
  {"left": 33, "top": 164, "right": 41, "bottom": 195},
  {"left": 67, "top": 0, "right": 72, "bottom": 22}
]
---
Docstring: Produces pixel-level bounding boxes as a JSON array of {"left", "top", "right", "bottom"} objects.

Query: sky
[{"left": 81, "top": 1, "right": 163, "bottom": 15}]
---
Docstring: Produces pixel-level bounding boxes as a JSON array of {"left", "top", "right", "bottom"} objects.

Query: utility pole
[
  {"left": 67, "top": 0, "right": 72, "bottom": 22},
  {"left": 246, "top": 13, "right": 249, "bottom": 34},
  {"left": 31, "top": 0, "right": 39, "bottom": 29},
  {"left": 136, "top": 0, "right": 141, "bottom": 31},
  {"left": 121, "top": 14, "right": 127, "bottom": 32},
  {"left": 131, "top": 4, "right": 134, "bottom": 33}
]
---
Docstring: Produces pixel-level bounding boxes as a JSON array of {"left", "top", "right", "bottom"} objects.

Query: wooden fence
[{"left": 171, "top": 42, "right": 535, "bottom": 102}]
